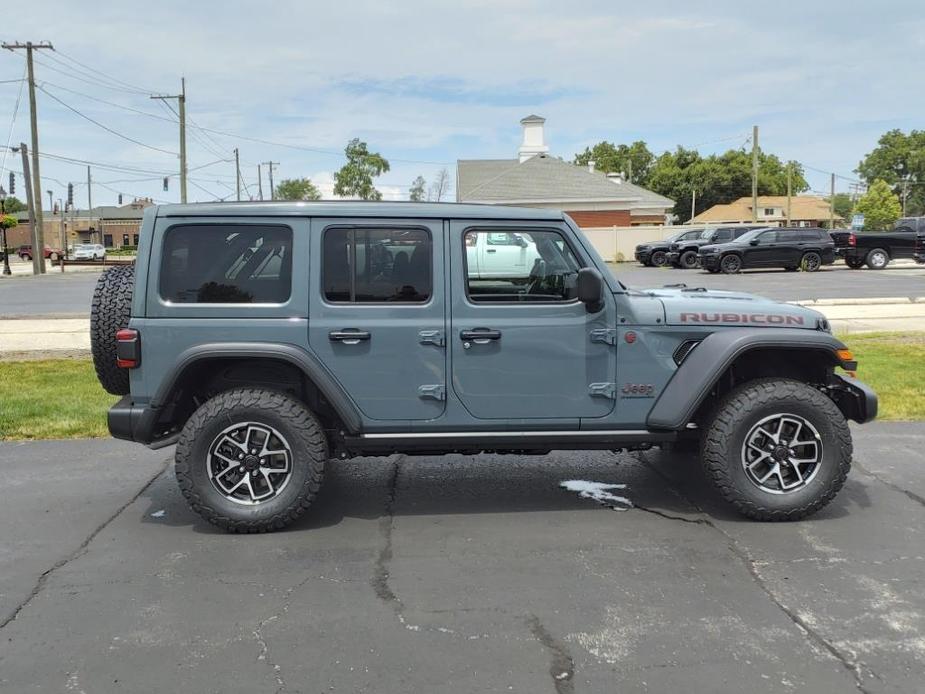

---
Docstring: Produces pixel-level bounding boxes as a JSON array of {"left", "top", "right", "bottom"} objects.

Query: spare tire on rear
[{"left": 90, "top": 264, "right": 135, "bottom": 395}]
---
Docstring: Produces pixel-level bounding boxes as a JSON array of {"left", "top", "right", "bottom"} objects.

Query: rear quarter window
[{"left": 160, "top": 224, "right": 293, "bottom": 304}]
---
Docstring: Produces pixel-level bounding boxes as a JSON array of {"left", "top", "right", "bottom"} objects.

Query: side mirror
[
  {"left": 749, "top": 239, "right": 760, "bottom": 246},
  {"left": 577, "top": 267, "right": 604, "bottom": 313},
  {"left": 514, "top": 234, "right": 528, "bottom": 248}
]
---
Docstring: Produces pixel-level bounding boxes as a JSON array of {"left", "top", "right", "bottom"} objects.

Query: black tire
[
  {"left": 650, "top": 250, "right": 669, "bottom": 267},
  {"left": 175, "top": 388, "right": 327, "bottom": 533},
  {"left": 90, "top": 264, "right": 135, "bottom": 395},
  {"left": 866, "top": 248, "right": 889, "bottom": 270},
  {"left": 21, "top": 253, "right": 31, "bottom": 261},
  {"left": 706, "top": 267, "right": 720, "bottom": 274},
  {"left": 801, "top": 252, "right": 822, "bottom": 272},
  {"left": 720, "top": 254, "right": 742, "bottom": 274},
  {"left": 784, "top": 266, "right": 799, "bottom": 272},
  {"left": 679, "top": 250, "right": 700, "bottom": 269},
  {"left": 701, "top": 378, "right": 852, "bottom": 521},
  {"left": 845, "top": 257, "right": 865, "bottom": 269}
]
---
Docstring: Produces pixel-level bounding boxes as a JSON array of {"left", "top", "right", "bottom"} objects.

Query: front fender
[{"left": 646, "top": 328, "right": 852, "bottom": 430}]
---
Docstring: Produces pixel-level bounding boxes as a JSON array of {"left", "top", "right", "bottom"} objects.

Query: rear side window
[
  {"left": 733, "top": 228, "right": 754, "bottom": 239},
  {"left": 798, "top": 230, "right": 823, "bottom": 241},
  {"left": 323, "top": 227, "right": 432, "bottom": 303},
  {"left": 160, "top": 224, "right": 292, "bottom": 304},
  {"left": 712, "top": 229, "right": 733, "bottom": 242}
]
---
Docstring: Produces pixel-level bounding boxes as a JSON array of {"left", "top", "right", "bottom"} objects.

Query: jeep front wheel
[
  {"left": 679, "top": 250, "right": 699, "bottom": 269},
  {"left": 175, "top": 388, "right": 327, "bottom": 533},
  {"left": 650, "top": 250, "right": 668, "bottom": 267},
  {"left": 720, "top": 254, "right": 742, "bottom": 274},
  {"left": 701, "top": 378, "right": 851, "bottom": 521}
]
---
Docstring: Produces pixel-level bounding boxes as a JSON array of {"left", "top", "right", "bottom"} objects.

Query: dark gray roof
[
  {"left": 157, "top": 200, "right": 566, "bottom": 221},
  {"left": 13, "top": 204, "right": 148, "bottom": 222},
  {"left": 457, "top": 154, "right": 674, "bottom": 207}
]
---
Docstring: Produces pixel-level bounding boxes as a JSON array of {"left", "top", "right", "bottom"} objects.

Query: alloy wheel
[
  {"left": 741, "top": 413, "right": 823, "bottom": 494},
  {"left": 206, "top": 422, "right": 293, "bottom": 505}
]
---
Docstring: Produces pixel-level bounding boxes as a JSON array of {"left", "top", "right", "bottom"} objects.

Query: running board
[{"left": 344, "top": 429, "right": 676, "bottom": 454}]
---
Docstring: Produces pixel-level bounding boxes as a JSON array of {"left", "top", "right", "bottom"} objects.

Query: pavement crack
[
  {"left": 853, "top": 460, "right": 925, "bottom": 509},
  {"left": 0, "top": 457, "right": 169, "bottom": 631},
  {"left": 372, "top": 454, "right": 403, "bottom": 607},
  {"left": 253, "top": 614, "right": 286, "bottom": 693},
  {"left": 634, "top": 504, "right": 711, "bottom": 524},
  {"left": 639, "top": 457, "right": 878, "bottom": 694},
  {"left": 527, "top": 615, "right": 575, "bottom": 694}
]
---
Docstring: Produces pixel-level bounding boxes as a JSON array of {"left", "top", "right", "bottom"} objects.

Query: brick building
[
  {"left": 8, "top": 198, "right": 153, "bottom": 250},
  {"left": 456, "top": 115, "right": 673, "bottom": 227}
]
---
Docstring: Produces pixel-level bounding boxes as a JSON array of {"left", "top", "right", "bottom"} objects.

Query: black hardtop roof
[{"left": 156, "top": 200, "right": 566, "bottom": 221}]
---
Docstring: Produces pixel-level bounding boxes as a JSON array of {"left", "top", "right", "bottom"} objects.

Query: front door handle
[
  {"left": 486, "top": 249, "right": 497, "bottom": 253},
  {"left": 329, "top": 330, "right": 371, "bottom": 344},
  {"left": 460, "top": 328, "right": 502, "bottom": 343}
]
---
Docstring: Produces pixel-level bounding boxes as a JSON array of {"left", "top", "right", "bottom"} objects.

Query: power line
[
  {"left": 1, "top": 62, "right": 27, "bottom": 182},
  {"left": 0, "top": 79, "right": 27, "bottom": 85},
  {"left": 31, "top": 56, "right": 153, "bottom": 96},
  {"left": 39, "top": 85, "right": 179, "bottom": 156},
  {"left": 53, "top": 48, "right": 165, "bottom": 95},
  {"left": 38, "top": 81, "right": 178, "bottom": 123}
]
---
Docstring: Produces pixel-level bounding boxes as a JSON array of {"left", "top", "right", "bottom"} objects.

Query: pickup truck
[
  {"left": 829, "top": 229, "right": 918, "bottom": 269},
  {"left": 465, "top": 230, "right": 541, "bottom": 279}
]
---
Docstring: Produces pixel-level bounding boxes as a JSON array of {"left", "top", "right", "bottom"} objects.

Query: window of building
[
  {"left": 160, "top": 224, "right": 292, "bottom": 304},
  {"left": 323, "top": 227, "right": 431, "bottom": 303},
  {"left": 122, "top": 234, "right": 129, "bottom": 247},
  {"left": 464, "top": 229, "right": 583, "bottom": 303},
  {"left": 103, "top": 234, "right": 113, "bottom": 248},
  {"left": 763, "top": 208, "right": 777, "bottom": 216}
]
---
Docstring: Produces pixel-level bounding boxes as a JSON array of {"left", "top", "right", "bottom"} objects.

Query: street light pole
[{"left": 0, "top": 187, "right": 11, "bottom": 275}]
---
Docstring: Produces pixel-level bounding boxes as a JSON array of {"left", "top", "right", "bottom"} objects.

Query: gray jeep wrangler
[{"left": 91, "top": 202, "right": 877, "bottom": 532}]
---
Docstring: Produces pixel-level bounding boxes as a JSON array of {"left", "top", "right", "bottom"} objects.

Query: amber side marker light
[{"left": 836, "top": 349, "right": 857, "bottom": 377}]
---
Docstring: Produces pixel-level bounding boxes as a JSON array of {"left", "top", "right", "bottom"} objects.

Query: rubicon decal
[{"left": 680, "top": 313, "right": 805, "bottom": 326}]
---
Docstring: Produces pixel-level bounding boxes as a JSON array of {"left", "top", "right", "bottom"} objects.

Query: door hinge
[
  {"left": 418, "top": 384, "right": 446, "bottom": 401},
  {"left": 588, "top": 382, "right": 617, "bottom": 400},
  {"left": 418, "top": 329, "right": 445, "bottom": 347},
  {"left": 590, "top": 328, "right": 617, "bottom": 346}
]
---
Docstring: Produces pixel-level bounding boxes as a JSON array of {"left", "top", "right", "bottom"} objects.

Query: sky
[{"left": 2, "top": 0, "right": 923, "bottom": 209}]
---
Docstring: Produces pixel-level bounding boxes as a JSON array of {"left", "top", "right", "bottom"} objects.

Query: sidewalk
[{"left": 3, "top": 298, "right": 925, "bottom": 358}]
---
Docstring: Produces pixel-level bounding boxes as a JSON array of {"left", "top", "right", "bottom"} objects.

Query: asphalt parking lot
[
  {"left": 1, "top": 261, "right": 924, "bottom": 318},
  {"left": 1, "top": 423, "right": 923, "bottom": 693}
]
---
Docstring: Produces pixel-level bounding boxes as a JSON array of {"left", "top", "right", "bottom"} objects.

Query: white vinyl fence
[{"left": 580, "top": 226, "right": 703, "bottom": 263}]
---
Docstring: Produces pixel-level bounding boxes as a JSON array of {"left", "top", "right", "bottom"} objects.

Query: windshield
[
  {"left": 699, "top": 228, "right": 716, "bottom": 239},
  {"left": 75, "top": 245, "right": 92, "bottom": 251}
]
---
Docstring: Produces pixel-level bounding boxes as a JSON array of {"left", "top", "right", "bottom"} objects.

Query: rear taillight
[
  {"left": 116, "top": 328, "right": 141, "bottom": 368},
  {"left": 848, "top": 233, "right": 856, "bottom": 247}
]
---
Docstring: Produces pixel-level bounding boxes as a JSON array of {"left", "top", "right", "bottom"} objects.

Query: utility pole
[
  {"left": 234, "top": 148, "right": 241, "bottom": 201},
  {"left": 263, "top": 161, "right": 279, "bottom": 200},
  {"left": 829, "top": 173, "right": 835, "bottom": 230},
  {"left": 86, "top": 165, "right": 94, "bottom": 243},
  {"left": 257, "top": 164, "right": 263, "bottom": 201},
  {"left": 17, "top": 144, "right": 42, "bottom": 274},
  {"left": 902, "top": 178, "right": 909, "bottom": 216},
  {"left": 627, "top": 159, "right": 633, "bottom": 185},
  {"left": 786, "top": 164, "right": 792, "bottom": 227},
  {"left": 690, "top": 189, "right": 697, "bottom": 223},
  {"left": 3, "top": 42, "right": 53, "bottom": 273},
  {"left": 751, "top": 125, "right": 759, "bottom": 223},
  {"left": 151, "top": 78, "right": 187, "bottom": 203}
]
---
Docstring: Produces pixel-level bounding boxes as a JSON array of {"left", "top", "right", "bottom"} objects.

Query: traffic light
[
  {"left": 67, "top": 182, "right": 74, "bottom": 207},
  {"left": 118, "top": 193, "right": 123, "bottom": 205},
  {"left": 8, "top": 172, "right": 13, "bottom": 196},
  {"left": 163, "top": 176, "right": 169, "bottom": 191}
]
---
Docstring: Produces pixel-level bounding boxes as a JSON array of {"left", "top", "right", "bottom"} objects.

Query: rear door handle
[
  {"left": 329, "top": 330, "right": 371, "bottom": 344},
  {"left": 460, "top": 328, "right": 502, "bottom": 343}
]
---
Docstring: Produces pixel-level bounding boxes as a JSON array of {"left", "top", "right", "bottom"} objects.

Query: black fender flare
[
  {"left": 152, "top": 342, "right": 363, "bottom": 433},
  {"left": 646, "top": 329, "right": 852, "bottom": 430}
]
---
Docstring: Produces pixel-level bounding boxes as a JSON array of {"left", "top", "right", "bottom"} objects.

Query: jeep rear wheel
[
  {"left": 701, "top": 378, "right": 851, "bottom": 521},
  {"left": 679, "top": 250, "right": 700, "bottom": 269},
  {"left": 801, "top": 252, "right": 822, "bottom": 272},
  {"left": 90, "top": 264, "right": 135, "bottom": 395},
  {"left": 175, "top": 388, "right": 327, "bottom": 533},
  {"left": 845, "top": 257, "right": 865, "bottom": 269}
]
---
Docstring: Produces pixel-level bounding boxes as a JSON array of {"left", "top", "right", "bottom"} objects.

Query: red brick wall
[{"left": 564, "top": 210, "right": 632, "bottom": 227}]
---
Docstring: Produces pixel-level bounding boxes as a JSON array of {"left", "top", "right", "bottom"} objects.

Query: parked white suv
[{"left": 73, "top": 244, "right": 106, "bottom": 260}]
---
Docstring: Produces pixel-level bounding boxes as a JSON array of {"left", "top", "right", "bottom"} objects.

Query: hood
[{"left": 645, "top": 286, "right": 826, "bottom": 329}]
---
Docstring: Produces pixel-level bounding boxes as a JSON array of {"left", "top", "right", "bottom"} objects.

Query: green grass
[
  {"left": 0, "top": 359, "right": 118, "bottom": 440},
  {"left": 839, "top": 332, "right": 925, "bottom": 421},
  {"left": 0, "top": 334, "right": 922, "bottom": 440}
]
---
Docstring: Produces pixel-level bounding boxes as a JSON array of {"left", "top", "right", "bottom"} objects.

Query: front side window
[
  {"left": 464, "top": 228, "right": 583, "bottom": 303},
  {"left": 757, "top": 230, "right": 779, "bottom": 244},
  {"left": 323, "top": 227, "right": 431, "bottom": 303},
  {"left": 160, "top": 224, "right": 293, "bottom": 304},
  {"left": 712, "top": 229, "right": 733, "bottom": 242}
]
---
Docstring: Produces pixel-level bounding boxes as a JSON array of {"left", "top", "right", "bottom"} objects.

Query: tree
[
  {"left": 0, "top": 214, "right": 16, "bottom": 230},
  {"left": 333, "top": 139, "right": 390, "bottom": 200},
  {"left": 854, "top": 179, "right": 902, "bottom": 230},
  {"left": 409, "top": 175, "right": 426, "bottom": 202},
  {"left": 857, "top": 129, "right": 925, "bottom": 216},
  {"left": 830, "top": 193, "right": 854, "bottom": 222},
  {"left": 574, "top": 141, "right": 654, "bottom": 184},
  {"left": 428, "top": 168, "right": 450, "bottom": 202},
  {"left": 0, "top": 196, "right": 27, "bottom": 214},
  {"left": 274, "top": 178, "right": 321, "bottom": 201}
]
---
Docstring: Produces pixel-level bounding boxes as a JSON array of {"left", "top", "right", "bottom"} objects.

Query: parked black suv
[
  {"left": 667, "top": 225, "right": 766, "bottom": 268},
  {"left": 635, "top": 228, "right": 703, "bottom": 267},
  {"left": 699, "top": 227, "right": 835, "bottom": 274}
]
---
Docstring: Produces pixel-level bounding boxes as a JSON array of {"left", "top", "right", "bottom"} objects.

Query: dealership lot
[{"left": 1, "top": 424, "right": 923, "bottom": 693}]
